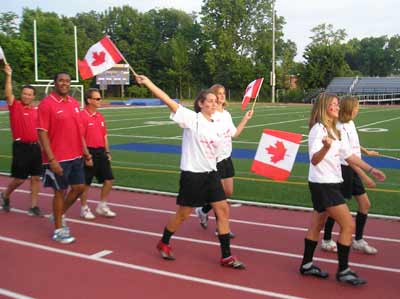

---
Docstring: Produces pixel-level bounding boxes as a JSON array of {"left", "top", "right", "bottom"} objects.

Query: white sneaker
[
  {"left": 96, "top": 203, "right": 116, "bottom": 217},
  {"left": 352, "top": 239, "right": 378, "bottom": 255},
  {"left": 80, "top": 206, "right": 95, "bottom": 220},
  {"left": 52, "top": 227, "right": 75, "bottom": 244},
  {"left": 321, "top": 239, "right": 338, "bottom": 252},
  {"left": 195, "top": 207, "right": 208, "bottom": 229}
]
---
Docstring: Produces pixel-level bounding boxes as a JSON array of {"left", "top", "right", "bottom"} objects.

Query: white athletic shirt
[
  {"left": 337, "top": 120, "right": 361, "bottom": 166},
  {"left": 308, "top": 123, "right": 352, "bottom": 183},
  {"left": 213, "top": 110, "right": 237, "bottom": 162},
  {"left": 170, "top": 105, "right": 222, "bottom": 172}
]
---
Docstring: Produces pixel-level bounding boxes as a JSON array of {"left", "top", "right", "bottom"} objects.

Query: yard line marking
[
  {"left": 5, "top": 187, "right": 400, "bottom": 242},
  {"left": 246, "top": 118, "right": 308, "bottom": 129},
  {"left": 357, "top": 116, "right": 400, "bottom": 128},
  {"left": 108, "top": 123, "right": 176, "bottom": 131},
  {"left": 5, "top": 210, "right": 400, "bottom": 274},
  {"left": 90, "top": 250, "right": 113, "bottom": 259},
  {"left": 0, "top": 236, "right": 306, "bottom": 299},
  {"left": 0, "top": 288, "right": 36, "bottom": 299}
]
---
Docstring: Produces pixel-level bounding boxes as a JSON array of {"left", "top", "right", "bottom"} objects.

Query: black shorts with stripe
[
  {"left": 177, "top": 170, "right": 226, "bottom": 207},
  {"left": 308, "top": 182, "right": 346, "bottom": 213},
  {"left": 11, "top": 141, "right": 43, "bottom": 179},
  {"left": 84, "top": 148, "right": 114, "bottom": 185},
  {"left": 217, "top": 156, "right": 235, "bottom": 179},
  {"left": 340, "top": 165, "right": 366, "bottom": 199}
]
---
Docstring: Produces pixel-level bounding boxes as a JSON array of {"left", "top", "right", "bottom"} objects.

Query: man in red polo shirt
[
  {"left": 1, "top": 64, "right": 43, "bottom": 216},
  {"left": 37, "top": 72, "right": 93, "bottom": 244},
  {"left": 79, "top": 88, "right": 116, "bottom": 220}
]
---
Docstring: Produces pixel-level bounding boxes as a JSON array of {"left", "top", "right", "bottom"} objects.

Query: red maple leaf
[
  {"left": 91, "top": 51, "right": 106, "bottom": 66},
  {"left": 266, "top": 141, "right": 287, "bottom": 163}
]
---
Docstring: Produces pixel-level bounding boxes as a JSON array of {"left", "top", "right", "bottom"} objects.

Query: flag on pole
[
  {"left": 0, "top": 46, "right": 7, "bottom": 64},
  {"left": 251, "top": 129, "right": 302, "bottom": 181},
  {"left": 241, "top": 78, "right": 264, "bottom": 110},
  {"left": 78, "top": 36, "right": 124, "bottom": 80}
]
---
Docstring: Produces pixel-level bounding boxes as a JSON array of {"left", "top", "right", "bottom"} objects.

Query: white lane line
[
  {"left": 5, "top": 209, "right": 400, "bottom": 274},
  {"left": 0, "top": 236, "right": 306, "bottom": 299},
  {"left": 6, "top": 188, "right": 400, "bottom": 244},
  {"left": 90, "top": 250, "right": 113, "bottom": 259},
  {"left": 0, "top": 288, "right": 36, "bottom": 299}
]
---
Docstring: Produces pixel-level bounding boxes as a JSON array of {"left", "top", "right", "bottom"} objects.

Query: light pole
[{"left": 271, "top": 0, "right": 276, "bottom": 103}]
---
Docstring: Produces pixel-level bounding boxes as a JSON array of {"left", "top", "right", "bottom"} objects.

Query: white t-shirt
[
  {"left": 170, "top": 105, "right": 222, "bottom": 172},
  {"left": 308, "top": 123, "right": 352, "bottom": 183},
  {"left": 213, "top": 110, "right": 237, "bottom": 162},
  {"left": 337, "top": 120, "right": 361, "bottom": 166}
]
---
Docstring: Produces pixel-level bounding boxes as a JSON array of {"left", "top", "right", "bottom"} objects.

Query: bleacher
[{"left": 325, "top": 77, "right": 355, "bottom": 94}]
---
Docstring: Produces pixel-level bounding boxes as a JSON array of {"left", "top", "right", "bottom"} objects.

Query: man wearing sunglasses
[{"left": 79, "top": 88, "right": 116, "bottom": 220}]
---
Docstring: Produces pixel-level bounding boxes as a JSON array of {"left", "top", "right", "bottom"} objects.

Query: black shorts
[
  {"left": 43, "top": 158, "right": 85, "bottom": 190},
  {"left": 340, "top": 165, "right": 366, "bottom": 199},
  {"left": 84, "top": 148, "right": 114, "bottom": 185},
  {"left": 308, "top": 182, "right": 346, "bottom": 213},
  {"left": 217, "top": 157, "right": 235, "bottom": 179},
  {"left": 11, "top": 141, "right": 43, "bottom": 179},
  {"left": 177, "top": 171, "right": 226, "bottom": 207}
]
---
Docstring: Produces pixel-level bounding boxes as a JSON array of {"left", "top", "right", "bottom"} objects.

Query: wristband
[
  {"left": 368, "top": 167, "right": 374, "bottom": 173},
  {"left": 105, "top": 151, "right": 110, "bottom": 154},
  {"left": 48, "top": 158, "right": 55, "bottom": 163}
]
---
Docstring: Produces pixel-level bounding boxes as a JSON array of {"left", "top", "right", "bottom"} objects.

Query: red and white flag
[
  {"left": 251, "top": 129, "right": 302, "bottom": 181},
  {"left": 241, "top": 78, "right": 264, "bottom": 110},
  {"left": 78, "top": 36, "right": 124, "bottom": 80}
]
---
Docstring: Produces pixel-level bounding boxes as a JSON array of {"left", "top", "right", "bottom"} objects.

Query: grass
[{"left": 0, "top": 102, "right": 399, "bottom": 216}]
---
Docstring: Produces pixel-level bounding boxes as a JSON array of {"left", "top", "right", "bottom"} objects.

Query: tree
[{"left": 0, "top": 12, "right": 19, "bottom": 36}]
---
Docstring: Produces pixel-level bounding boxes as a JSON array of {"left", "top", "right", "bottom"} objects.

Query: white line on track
[
  {"left": 0, "top": 236, "right": 306, "bottom": 299},
  {"left": 6, "top": 207, "right": 400, "bottom": 274},
  {"left": 0, "top": 288, "right": 36, "bottom": 299},
  {"left": 90, "top": 250, "right": 113, "bottom": 259},
  {"left": 8, "top": 188, "right": 400, "bottom": 243}
]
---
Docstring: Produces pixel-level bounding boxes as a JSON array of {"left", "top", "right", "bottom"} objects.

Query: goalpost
[{"left": 33, "top": 20, "right": 84, "bottom": 107}]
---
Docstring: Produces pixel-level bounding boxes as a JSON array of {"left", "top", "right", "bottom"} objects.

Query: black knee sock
[
  {"left": 301, "top": 238, "right": 318, "bottom": 266},
  {"left": 202, "top": 204, "right": 212, "bottom": 214},
  {"left": 323, "top": 217, "right": 335, "bottom": 240},
  {"left": 355, "top": 212, "right": 367, "bottom": 241},
  {"left": 218, "top": 233, "right": 231, "bottom": 258},
  {"left": 161, "top": 227, "right": 174, "bottom": 245},
  {"left": 337, "top": 242, "right": 350, "bottom": 272}
]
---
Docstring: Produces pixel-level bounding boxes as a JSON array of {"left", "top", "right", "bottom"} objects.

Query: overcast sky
[{"left": 1, "top": 0, "right": 398, "bottom": 61}]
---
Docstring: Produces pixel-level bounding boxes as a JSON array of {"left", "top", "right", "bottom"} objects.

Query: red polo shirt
[
  {"left": 8, "top": 100, "right": 38, "bottom": 143},
  {"left": 37, "top": 92, "right": 83, "bottom": 163},
  {"left": 81, "top": 108, "right": 107, "bottom": 148}
]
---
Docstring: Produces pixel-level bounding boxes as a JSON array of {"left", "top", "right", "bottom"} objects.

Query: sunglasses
[{"left": 91, "top": 97, "right": 102, "bottom": 101}]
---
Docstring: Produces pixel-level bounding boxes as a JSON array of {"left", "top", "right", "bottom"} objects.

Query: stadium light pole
[{"left": 271, "top": 0, "right": 276, "bottom": 103}]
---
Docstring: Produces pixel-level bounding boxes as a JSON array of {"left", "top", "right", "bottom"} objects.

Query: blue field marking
[{"left": 110, "top": 142, "right": 400, "bottom": 169}]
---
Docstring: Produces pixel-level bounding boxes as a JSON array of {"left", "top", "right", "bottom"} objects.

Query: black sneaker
[
  {"left": 300, "top": 264, "right": 329, "bottom": 279},
  {"left": 336, "top": 268, "right": 367, "bottom": 286},
  {"left": 1, "top": 192, "right": 10, "bottom": 212},
  {"left": 28, "top": 206, "right": 43, "bottom": 217}
]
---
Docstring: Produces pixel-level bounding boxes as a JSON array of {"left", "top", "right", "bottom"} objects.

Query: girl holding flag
[
  {"left": 321, "top": 96, "right": 379, "bottom": 254},
  {"left": 135, "top": 75, "right": 245, "bottom": 269},
  {"left": 300, "top": 93, "right": 385, "bottom": 285},
  {"left": 195, "top": 84, "right": 253, "bottom": 237}
]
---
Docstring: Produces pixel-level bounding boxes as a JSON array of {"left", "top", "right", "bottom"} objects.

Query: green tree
[{"left": 0, "top": 12, "right": 19, "bottom": 36}]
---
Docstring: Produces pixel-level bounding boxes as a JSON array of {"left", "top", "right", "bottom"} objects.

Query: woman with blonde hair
[
  {"left": 321, "top": 96, "right": 379, "bottom": 254},
  {"left": 299, "top": 93, "right": 385, "bottom": 285}
]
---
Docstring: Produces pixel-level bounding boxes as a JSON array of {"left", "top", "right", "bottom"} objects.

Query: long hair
[
  {"left": 339, "top": 96, "right": 359, "bottom": 123},
  {"left": 309, "top": 93, "right": 341, "bottom": 139},
  {"left": 209, "top": 84, "right": 227, "bottom": 107},
  {"left": 194, "top": 89, "right": 214, "bottom": 113}
]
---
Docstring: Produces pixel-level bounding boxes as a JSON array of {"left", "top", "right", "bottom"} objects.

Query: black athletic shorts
[
  {"left": 11, "top": 141, "right": 43, "bottom": 179},
  {"left": 308, "top": 182, "right": 346, "bottom": 213},
  {"left": 84, "top": 148, "right": 114, "bottom": 185},
  {"left": 177, "top": 170, "right": 226, "bottom": 207},
  {"left": 340, "top": 165, "right": 366, "bottom": 199},
  {"left": 43, "top": 158, "right": 85, "bottom": 190},
  {"left": 217, "top": 156, "right": 235, "bottom": 179}
]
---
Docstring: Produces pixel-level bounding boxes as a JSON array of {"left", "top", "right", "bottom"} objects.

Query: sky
[{"left": 1, "top": 0, "right": 399, "bottom": 61}]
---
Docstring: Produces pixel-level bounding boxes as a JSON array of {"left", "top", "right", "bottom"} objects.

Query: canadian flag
[
  {"left": 241, "top": 78, "right": 264, "bottom": 110},
  {"left": 251, "top": 129, "right": 302, "bottom": 181},
  {"left": 78, "top": 36, "right": 124, "bottom": 80}
]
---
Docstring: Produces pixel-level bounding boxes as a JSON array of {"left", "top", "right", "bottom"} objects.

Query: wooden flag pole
[
  {"left": 121, "top": 56, "right": 138, "bottom": 77},
  {"left": 251, "top": 95, "right": 259, "bottom": 110}
]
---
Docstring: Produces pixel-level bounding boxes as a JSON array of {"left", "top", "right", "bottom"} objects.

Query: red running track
[{"left": 0, "top": 176, "right": 399, "bottom": 299}]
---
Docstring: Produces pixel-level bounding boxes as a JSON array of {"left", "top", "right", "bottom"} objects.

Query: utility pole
[{"left": 271, "top": 1, "right": 276, "bottom": 103}]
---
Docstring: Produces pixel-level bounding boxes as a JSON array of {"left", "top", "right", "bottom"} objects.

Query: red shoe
[
  {"left": 157, "top": 241, "right": 175, "bottom": 260},
  {"left": 220, "top": 256, "right": 246, "bottom": 269}
]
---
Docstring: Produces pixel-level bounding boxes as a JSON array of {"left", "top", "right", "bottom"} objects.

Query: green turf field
[{"left": 0, "top": 102, "right": 399, "bottom": 216}]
